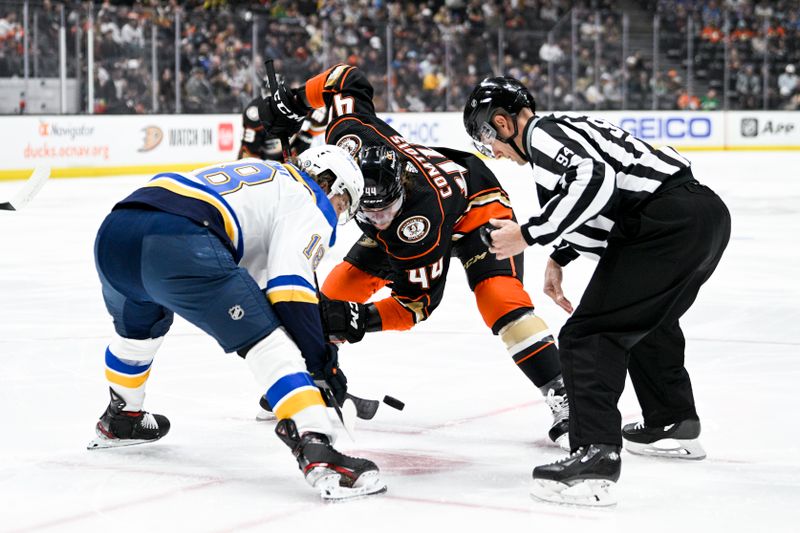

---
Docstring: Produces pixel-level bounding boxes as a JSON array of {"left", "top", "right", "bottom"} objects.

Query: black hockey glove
[
  {"left": 320, "top": 298, "right": 382, "bottom": 344},
  {"left": 258, "top": 84, "right": 309, "bottom": 137},
  {"left": 289, "top": 129, "right": 313, "bottom": 157},
  {"left": 479, "top": 222, "right": 497, "bottom": 249},
  {"left": 309, "top": 343, "right": 348, "bottom": 406}
]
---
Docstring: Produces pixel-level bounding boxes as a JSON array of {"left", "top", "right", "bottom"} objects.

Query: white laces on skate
[
  {"left": 632, "top": 421, "right": 645, "bottom": 430},
  {"left": 552, "top": 447, "right": 583, "bottom": 465},
  {"left": 140, "top": 413, "right": 158, "bottom": 430},
  {"left": 545, "top": 389, "right": 569, "bottom": 420}
]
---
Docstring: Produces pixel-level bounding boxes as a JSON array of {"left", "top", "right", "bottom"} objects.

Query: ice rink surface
[{"left": 1, "top": 152, "right": 799, "bottom": 532}]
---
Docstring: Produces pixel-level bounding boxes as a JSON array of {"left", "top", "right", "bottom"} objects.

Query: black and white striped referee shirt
[{"left": 519, "top": 113, "right": 691, "bottom": 264}]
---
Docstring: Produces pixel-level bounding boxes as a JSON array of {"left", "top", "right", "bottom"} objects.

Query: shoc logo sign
[
  {"left": 384, "top": 117, "right": 441, "bottom": 144},
  {"left": 618, "top": 117, "right": 712, "bottom": 140}
]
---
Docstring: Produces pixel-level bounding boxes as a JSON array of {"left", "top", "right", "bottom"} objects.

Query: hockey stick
[
  {"left": 320, "top": 387, "right": 356, "bottom": 441},
  {"left": 347, "top": 393, "right": 405, "bottom": 420},
  {"left": 347, "top": 393, "right": 379, "bottom": 420},
  {"left": 264, "top": 58, "right": 292, "bottom": 163},
  {"left": 309, "top": 271, "right": 356, "bottom": 440},
  {"left": 0, "top": 167, "right": 51, "bottom": 211}
]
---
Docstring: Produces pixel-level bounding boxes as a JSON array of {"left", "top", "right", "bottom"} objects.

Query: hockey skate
[
  {"left": 255, "top": 395, "right": 276, "bottom": 421},
  {"left": 530, "top": 444, "right": 621, "bottom": 507},
  {"left": 544, "top": 385, "right": 570, "bottom": 451},
  {"left": 87, "top": 389, "right": 170, "bottom": 450},
  {"left": 622, "top": 418, "right": 706, "bottom": 460},
  {"left": 275, "top": 418, "right": 386, "bottom": 501}
]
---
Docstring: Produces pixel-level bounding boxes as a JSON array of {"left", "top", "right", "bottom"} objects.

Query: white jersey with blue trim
[{"left": 142, "top": 158, "right": 337, "bottom": 306}]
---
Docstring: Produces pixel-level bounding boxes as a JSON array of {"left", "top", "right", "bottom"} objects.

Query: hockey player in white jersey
[{"left": 89, "top": 145, "right": 386, "bottom": 500}]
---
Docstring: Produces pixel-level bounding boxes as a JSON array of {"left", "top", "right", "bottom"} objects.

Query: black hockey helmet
[
  {"left": 463, "top": 76, "right": 535, "bottom": 158},
  {"left": 355, "top": 145, "right": 408, "bottom": 229},
  {"left": 357, "top": 145, "right": 405, "bottom": 210}
]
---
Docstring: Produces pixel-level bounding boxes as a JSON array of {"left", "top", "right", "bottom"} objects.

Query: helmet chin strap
[{"left": 497, "top": 114, "right": 529, "bottom": 162}]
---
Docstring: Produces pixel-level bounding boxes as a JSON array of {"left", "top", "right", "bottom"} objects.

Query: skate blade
[
  {"left": 255, "top": 407, "right": 276, "bottom": 422},
  {"left": 624, "top": 438, "right": 706, "bottom": 460},
  {"left": 317, "top": 471, "right": 387, "bottom": 502},
  {"left": 530, "top": 479, "right": 617, "bottom": 507},
  {"left": 87, "top": 435, "right": 160, "bottom": 450},
  {"left": 87, "top": 424, "right": 165, "bottom": 450}
]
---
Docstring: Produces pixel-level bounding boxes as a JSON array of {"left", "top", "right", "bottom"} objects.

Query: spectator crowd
[{"left": 1, "top": 0, "right": 799, "bottom": 114}]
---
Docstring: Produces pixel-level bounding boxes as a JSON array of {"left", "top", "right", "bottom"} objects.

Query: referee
[{"left": 463, "top": 77, "right": 730, "bottom": 506}]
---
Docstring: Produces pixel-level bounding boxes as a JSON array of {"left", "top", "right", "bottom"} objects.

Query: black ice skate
[
  {"left": 544, "top": 385, "right": 570, "bottom": 451},
  {"left": 87, "top": 388, "right": 170, "bottom": 450},
  {"left": 255, "top": 395, "right": 275, "bottom": 421},
  {"left": 275, "top": 418, "right": 386, "bottom": 501},
  {"left": 530, "top": 444, "right": 621, "bottom": 507},
  {"left": 622, "top": 418, "right": 706, "bottom": 460}
]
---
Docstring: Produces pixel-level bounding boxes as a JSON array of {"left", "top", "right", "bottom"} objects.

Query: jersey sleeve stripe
[
  {"left": 285, "top": 164, "right": 338, "bottom": 245},
  {"left": 145, "top": 174, "right": 242, "bottom": 255},
  {"left": 305, "top": 66, "right": 337, "bottom": 109},
  {"left": 584, "top": 214, "right": 615, "bottom": 231},
  {"left": 453, "top": 200, "right": 512, "bottom": 235},
  {"left": 267, "top": 288, "right": 319, "bottom": 305},
  {"left": 524, "top": 124, "right": 616, "bottom": 244},
  {"left": 267, "top": 274, "right": 316, "bottom": 292},
  {"left": 562, "top": 228, "right": 608, "bottom": 249}
]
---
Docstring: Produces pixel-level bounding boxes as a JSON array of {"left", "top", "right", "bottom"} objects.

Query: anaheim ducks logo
[
  {"left": 336, "top": 134, "right": 362, "bottom": 157},
  {"left": 397, "top": 216, "right": 430, "bottom": 243},
  {"left": 139, "top": 126, "right": 163, "bottom": 152}
]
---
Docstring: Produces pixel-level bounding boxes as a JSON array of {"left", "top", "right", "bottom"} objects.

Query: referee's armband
[{"left": 549, "top": 242, "right": 580, "bottom": 267}]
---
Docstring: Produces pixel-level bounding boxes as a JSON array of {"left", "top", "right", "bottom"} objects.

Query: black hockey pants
[{"left": 559, "top": 174, "right": 731, "bottom": 449}]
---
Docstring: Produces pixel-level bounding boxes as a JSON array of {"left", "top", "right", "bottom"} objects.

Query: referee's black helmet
[{"left": 463, "top": 77, "right": 535, "bottom": 154}]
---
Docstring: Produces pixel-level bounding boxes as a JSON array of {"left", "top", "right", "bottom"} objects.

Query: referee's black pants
[{"left": 559, "top": 177, "right": 731, "bottom": 449}]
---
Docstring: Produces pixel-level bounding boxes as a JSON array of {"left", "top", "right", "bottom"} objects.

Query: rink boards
[{"left": 0, "top": 110, "right": 799, "bottom": 180}]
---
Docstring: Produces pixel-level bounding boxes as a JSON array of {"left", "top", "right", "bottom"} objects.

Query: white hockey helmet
[{"left": 296, "top": 144, "right": 364, "bottom": 223}]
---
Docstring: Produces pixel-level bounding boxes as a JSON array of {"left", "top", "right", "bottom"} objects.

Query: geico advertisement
[
  {"left": 599, "top": 111, "right": 724, "bottom": 147},
  {"left": 2, "top": 115, "right": 241, "bottom": 168},
  {"left": 378, "top": 111, "right": 725, "bottom": 150}
]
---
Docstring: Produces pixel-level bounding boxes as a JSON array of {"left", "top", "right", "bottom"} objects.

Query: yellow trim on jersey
[
  {"left": 467, "top": 191, "right": 511, "bottom": 208},
  {"left": 324, "top": 65, "right": 350, "bottom": 89},
  {"left": 284, "top": 165, "right": 315, "bottom": 197},
  {"left": 105, "top": 368, "right": 151, "bottom": 388},
  {"left": 145, "top": 177, "right": 238, "bottom": 245},
  {"left": 274, "top": 388, "right": 326, "bottom": 420},
  {"left": 267, "top": 289, "right": 319, "bottom": 305}
]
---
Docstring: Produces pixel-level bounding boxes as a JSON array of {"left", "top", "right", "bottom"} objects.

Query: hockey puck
[{"left": 382, "top": 395, "right": 405, "bottom": 411}]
